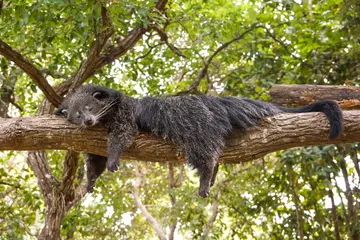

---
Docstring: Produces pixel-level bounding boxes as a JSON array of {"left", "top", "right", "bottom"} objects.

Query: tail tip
[{"left": 328, "top": 121, "right": 344, "bottom": 140}]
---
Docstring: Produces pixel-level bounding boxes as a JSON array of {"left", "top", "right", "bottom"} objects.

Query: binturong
[{"left": 56, "top": 84, "right": 344, "bottom": 197}]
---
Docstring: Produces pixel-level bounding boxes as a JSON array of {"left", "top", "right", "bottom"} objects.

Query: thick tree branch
[
  {"left": 67, "top": 182, "right": 88, "bottom": 211},
  {"left": 60, "top": 151, "right": 80, "bottom": 201},
  {"left": 0, "top": 111, "right": 359, "bottom": 163},
  {"left": 27, "top": 151, "right": 60, "bottom": 202},
  {"left": 270, "top": 84, "right": 360, "bottom": 108},
  {"left": 0, "top": 40, "right": 61, "bottom": 106}
]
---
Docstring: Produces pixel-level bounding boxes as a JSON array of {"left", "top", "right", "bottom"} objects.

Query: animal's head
[{"left": 56, "top": 84, "right": 122, "bottom": 127}]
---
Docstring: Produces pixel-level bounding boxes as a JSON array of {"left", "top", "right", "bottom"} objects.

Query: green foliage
[
  {"left": 1, "top": 0, "right": 360, "bottom": 239},
  {"left": 0, "top": 152, "right": 43, "bottom": 238}
]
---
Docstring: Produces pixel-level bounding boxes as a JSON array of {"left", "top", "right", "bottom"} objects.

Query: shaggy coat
[{"left": 57, "top": 84, "right": 343, "bottom": 197}]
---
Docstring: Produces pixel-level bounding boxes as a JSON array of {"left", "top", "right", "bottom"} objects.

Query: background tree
[{"left": 0, "top": 0, "right": 360, "bottom": 239}]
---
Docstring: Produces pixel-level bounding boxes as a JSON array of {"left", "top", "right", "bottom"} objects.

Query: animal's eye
[
  {"left": 92, "top": 90, "right": 109, "bottom": 100},
  {"left": 85, "top": 105, "right": 93, "bottom": 111},
  {"left": 55, "top": 106, "right": 68, "bottom": 117},
  {"left": 92, "top": 91, "right": 103, "bottom": 100},
  {"left": 61, "top": 109, "right": 68, "bottom": 116}
]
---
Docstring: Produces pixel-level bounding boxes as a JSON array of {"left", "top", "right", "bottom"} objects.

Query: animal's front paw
[
  {"left": 198, "top": 187, "right": 210, "bottom": 198},
  {"left": 106, "top": 161, "right": 119, "bottom": 172}
]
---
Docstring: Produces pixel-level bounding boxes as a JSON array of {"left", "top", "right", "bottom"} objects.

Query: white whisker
[{"left": 94, "top": 98, "right": 120, "bottom": 121}]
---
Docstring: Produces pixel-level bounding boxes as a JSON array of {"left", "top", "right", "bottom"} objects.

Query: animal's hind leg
[
  {"left": 197, "top": 160, "right": 217, "bottom": 198},
  {"left": 86, "top": 154, "right": 107, "bottom": 193}
]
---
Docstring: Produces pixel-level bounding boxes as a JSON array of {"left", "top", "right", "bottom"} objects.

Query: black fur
[{"left": 56, "top": 84, "right": 343, "bottom": 197}]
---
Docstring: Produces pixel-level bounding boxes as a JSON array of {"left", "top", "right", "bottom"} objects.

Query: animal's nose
[{"left": 84, "top": 118, "right": 93, "bottom": 126}]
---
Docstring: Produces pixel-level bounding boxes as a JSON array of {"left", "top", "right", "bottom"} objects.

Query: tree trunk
[{"left": 38, "top": 194, "right": 66, "bottom": 240}]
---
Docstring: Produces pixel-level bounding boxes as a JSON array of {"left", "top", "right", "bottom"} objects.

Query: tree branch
[
  {"left": 40, "top": 68, "right": 68, "bottom": 79},
  {"left": 182, "top": 24, "right": 314, "bottom": 95},
  {"left": 60, "top": 151, "right": 80, "bottom": 201},
  {"left": 184, "top": 23, "right": 263, "bottom": 94},
  {"left": 133, "top": 163, "right": 166, "bottom": 240},
  {"left": 261, "top": 27, "right": 312, "bottom": 67},
  {"left": 201, "top": 191, "right": 220, "bottom": 240},
  {"left": 67, "top": 181, "right": 88, "bottom": 211},
  {"left": 68, "top": 6, "right": 115, "bottom": 91},
  {"left": 0, "top": 40, "right": 61, "bottom": 106},
  {"left": 0, "top": 111, "right": 359, "bottom": 163},
  {"left": 168, "top": 163, "right": 180, "bottom": 240},
  {"left": 66, "top": 0, "right": 169, "bottom": 90},
  {"left": 27, "top": 151, "right": 60, "bottom": 202},
  {"left": 34, "top": 0, "right": 169, "bottom": 112},
  {"left": 150, "top": 24, "right": 186, "bottom": 58},
  {"left": 270, "top": 84, "right": 360, "bottom": 108}
]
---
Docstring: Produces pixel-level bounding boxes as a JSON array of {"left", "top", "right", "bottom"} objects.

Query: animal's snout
[{"left": 84, "top": 117, "right": 93, "bottom": 126}]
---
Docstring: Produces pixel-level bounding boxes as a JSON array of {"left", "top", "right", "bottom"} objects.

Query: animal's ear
[
  {"left": 55, "top": 106, "right": 68, "bottom": 117},
  {"left": 92, "top": 90, "right": 109, "bottom": 100}
]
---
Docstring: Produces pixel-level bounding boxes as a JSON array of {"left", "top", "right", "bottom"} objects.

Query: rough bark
[
  {"left": 0, "top": 110, "right": 359, "bottom": 164},
  {"left": 38, "top": 194, "right": 66, "bottom": 240},
  {"left": 0, "top": 40, "right": 61, "bottom": 107},
  {"left": 0, "top": 73, "right": 11, "bottom": 118},
  {"left": 27, "top": 151, "right": 80, "bottom": 240},
  {"left": 270, "top": 84, "right": 360, "bottom": 108}
]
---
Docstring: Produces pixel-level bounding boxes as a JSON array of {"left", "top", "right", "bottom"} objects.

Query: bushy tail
[{"left": 278, "top": 100, "right": 343, "bottom": 140}]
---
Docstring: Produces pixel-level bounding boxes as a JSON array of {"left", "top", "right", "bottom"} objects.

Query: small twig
[
  {"left": 201, "top": 191, "right": 220, "bottom": 240},
  {"left": 168, "top": 163, "right": 178, "bottom": 240},
  {"left": 168, "top": 163, "right": 176, "bottom": 188},
  {"left": 18, "top": 217, "right": 37, "bottom": 237},
  {"left": 181, "top": 24, "right": 312, "bottom": 95},
  {"left": 76, "top": 160, "right": 85, "bottom": 187},
  {"left": 286, "top": 162, "right": 304, "bottom": 240},
  {"left": 135, "top": 42, "right": 163, "bottom": 61},
  {"left": 39, "top": 68, "right": 68, "bottom": 79},
  {"left": 150, "top": 24, "right": 186, "bottom": 58},
  {"left": 0, "top": 181, "right": 21, "bottom": 188},
  {"left": 261, "top": 27, "right": 312, "bottom": 68},
  {"left": 133, "top": 163, "right": 166, "bottom": 240},
  {"left": 9, "top": 97, "right": 23, "bottom": 112},
  {"left": 0, "top": 188, "right": 15, "bottom": 198},
  {"left": 181, "top": 23, "right": 263, "bottom": 94}
]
